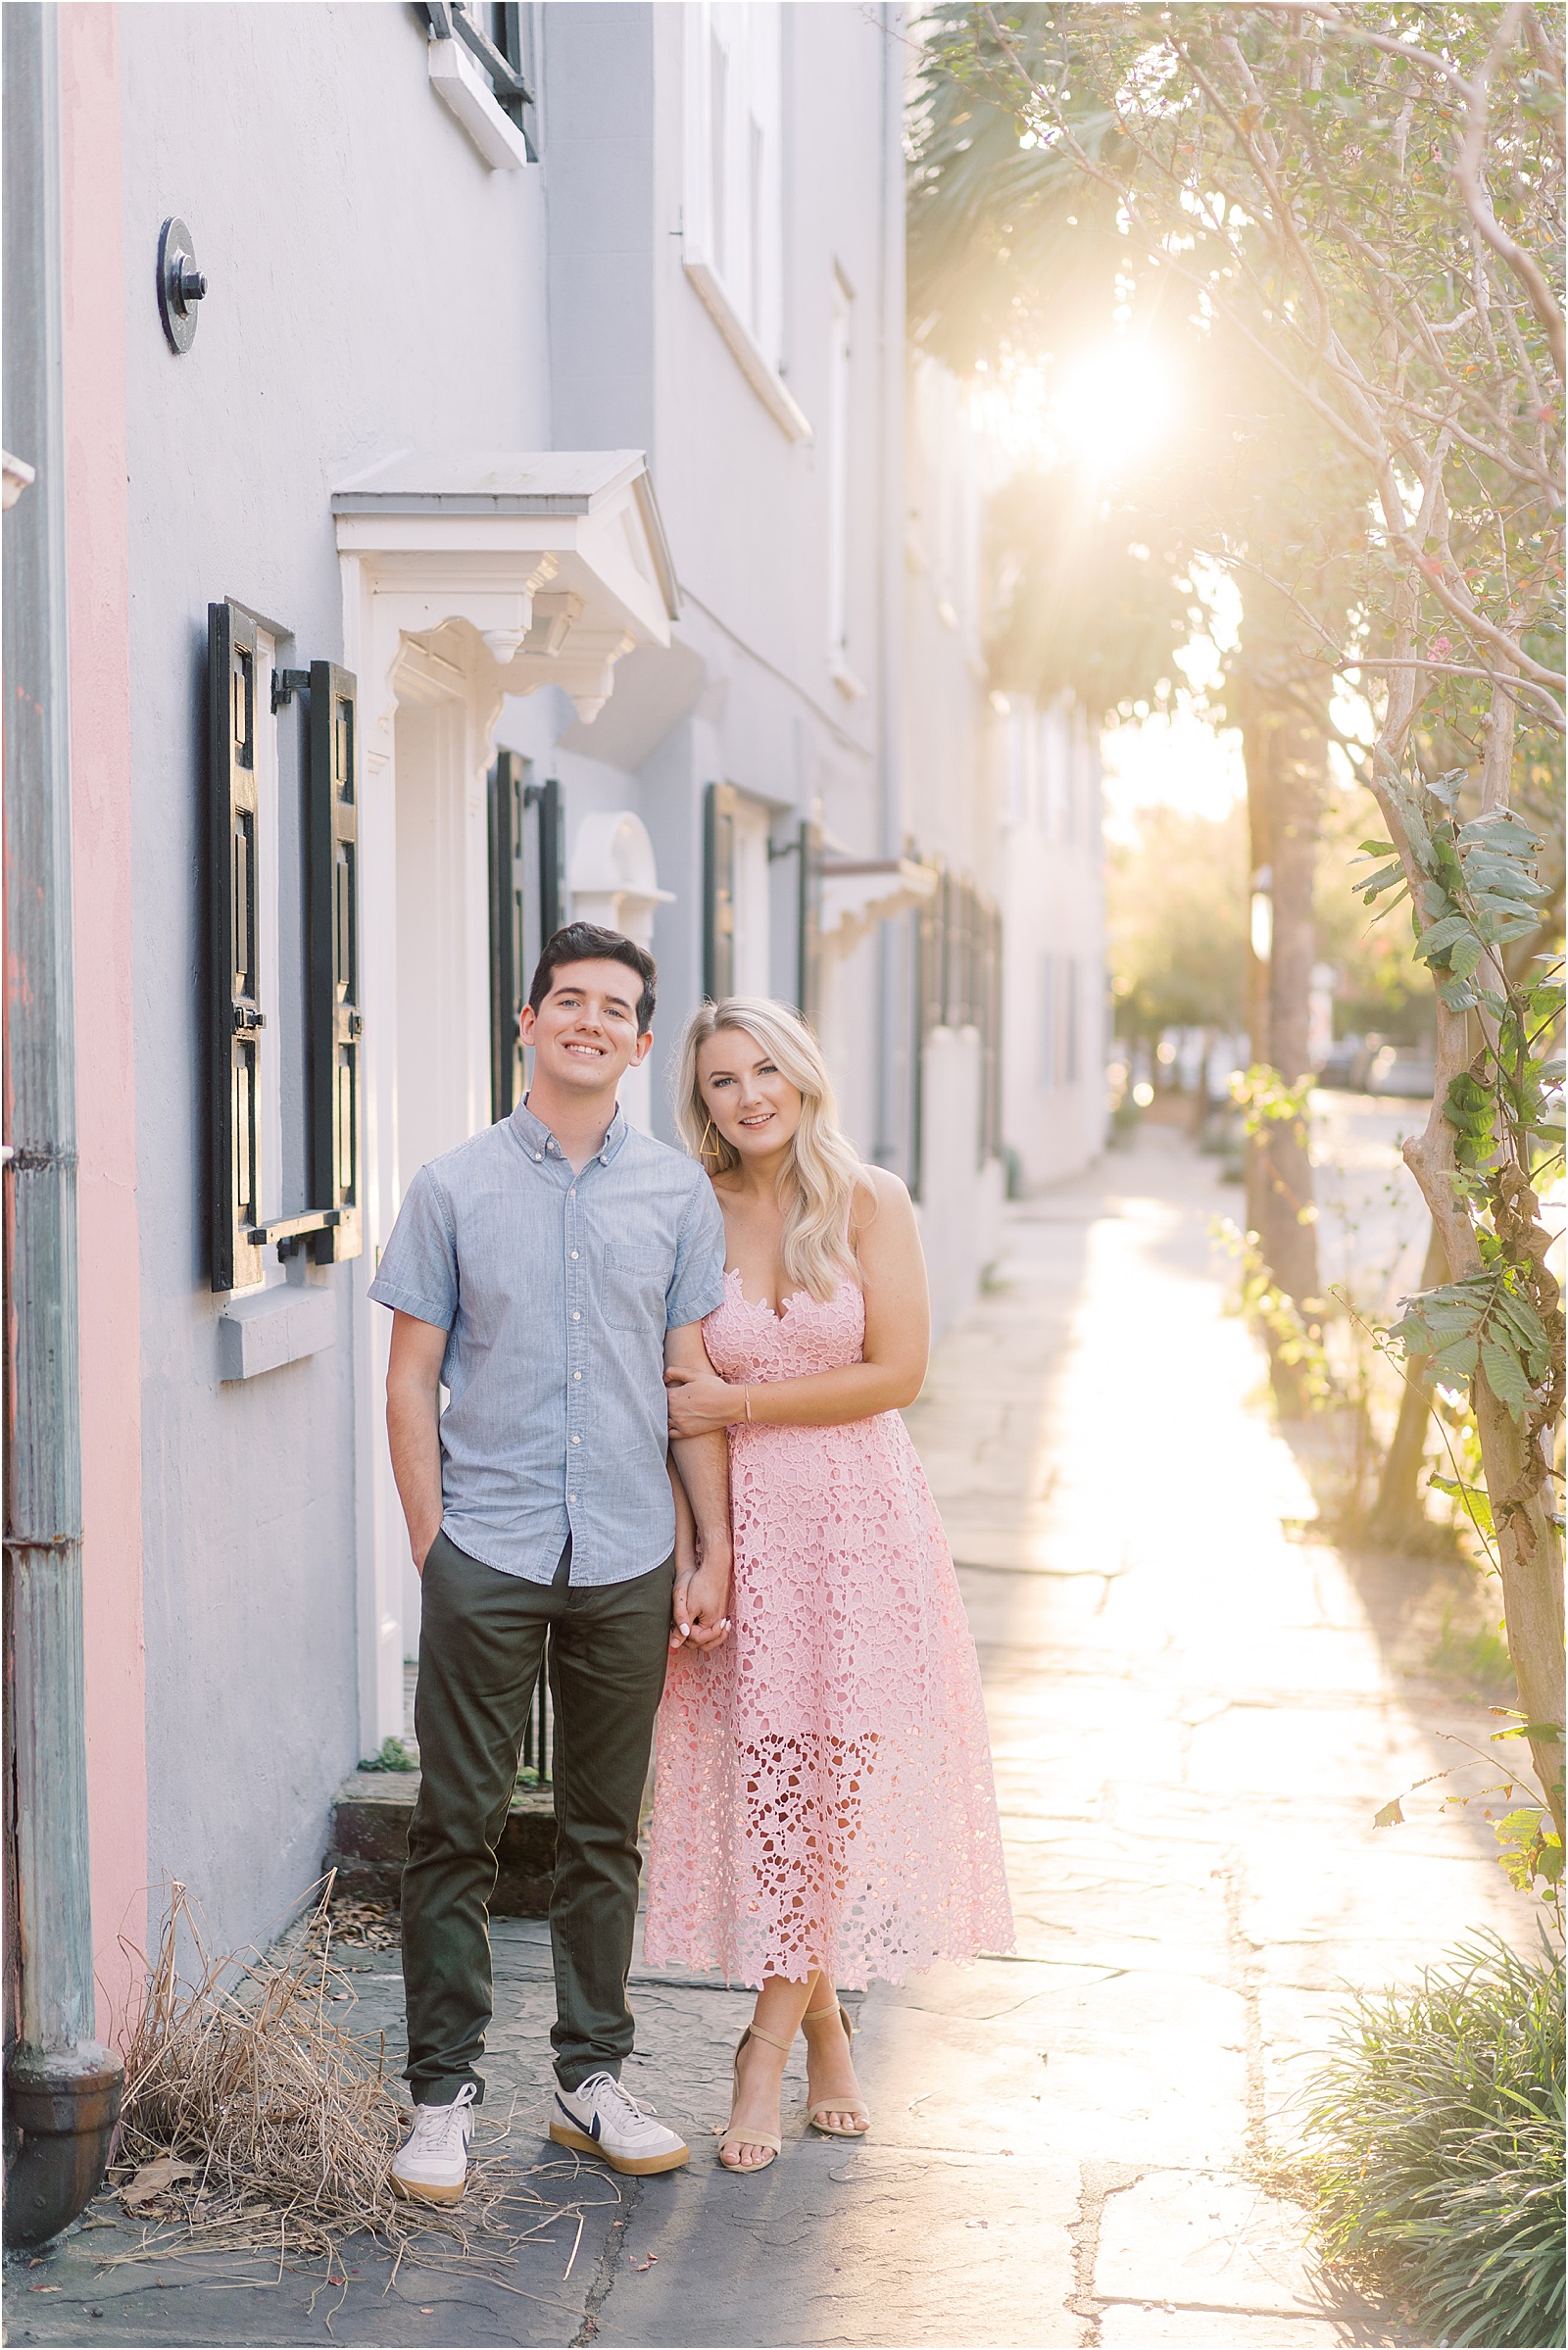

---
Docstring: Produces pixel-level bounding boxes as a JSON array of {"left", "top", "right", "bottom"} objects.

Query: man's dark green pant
[{"left": 402, "top": 1530, "right": 674, "bottom": 2104}]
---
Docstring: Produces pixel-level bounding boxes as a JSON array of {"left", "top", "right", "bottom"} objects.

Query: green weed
[{"left": 1303, "top": 1933, "right": 1565, "bottom": 2348}]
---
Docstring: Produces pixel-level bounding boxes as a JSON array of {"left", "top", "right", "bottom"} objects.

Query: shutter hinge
[
  {"left": 232, "top": 1006, "right": 267, "bottom": 1035},
  {"left": 270, "top": 668, "right": 312, "bottom": 712}
]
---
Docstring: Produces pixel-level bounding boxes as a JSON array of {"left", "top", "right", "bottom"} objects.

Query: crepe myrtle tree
[
  {"left": 923, "top": 0, "right": 1565, "bottom": 1833},
  {"left": 909, "top": 11, "right": 1362, "bottom": 1368}
]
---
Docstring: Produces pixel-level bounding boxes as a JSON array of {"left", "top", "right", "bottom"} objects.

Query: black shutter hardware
[{"left": 209, "top": 613, "right": 363, "bottom": 1290}]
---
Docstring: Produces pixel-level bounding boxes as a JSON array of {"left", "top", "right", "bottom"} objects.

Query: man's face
[{"left": 519, "top": 959, "right": 652, "bottom": 1096}]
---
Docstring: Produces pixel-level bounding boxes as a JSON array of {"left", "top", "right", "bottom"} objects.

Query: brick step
[{"left": 323, "top": 1772, "right": 556, "bottom": 1916}]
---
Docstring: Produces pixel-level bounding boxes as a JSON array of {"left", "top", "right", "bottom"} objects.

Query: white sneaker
[
  {"left": 390, "top": 2081, "right": 477, "bottom": 2204},
  {"left": 550, "top": 2071, "right": 689, "bottom": 2175}
]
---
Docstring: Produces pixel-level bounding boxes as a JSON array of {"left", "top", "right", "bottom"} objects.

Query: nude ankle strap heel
[
  {"left": 802, "top": 2001, "right": 870, "bottom": 2136},
  {"left": 718, "top": 2023, "right": 793, "bottom": 2173}
]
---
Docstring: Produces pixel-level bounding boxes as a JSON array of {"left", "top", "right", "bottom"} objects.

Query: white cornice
[{"left": 332, "top": 452, "right": 679, "bottom": 735}]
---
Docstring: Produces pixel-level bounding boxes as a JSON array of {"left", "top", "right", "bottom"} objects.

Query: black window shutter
[
  {"left": 703, "top": 782, "right": 736, "bottom": 1002},
  {"left": 488, "top": 750, "right": 527, "bottom": 1119},
  {"left": 308, "top": 661, "right": 363, "bottom": 1260},
  {"left": 209, "top": 600, "right": 266, "bottom": 1293},
  {"left": 536, "top": 773, "right": 564, "bottom": 943}
]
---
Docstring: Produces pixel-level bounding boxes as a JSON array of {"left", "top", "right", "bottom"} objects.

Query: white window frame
[
  {"left": 423, "top": 3, "right": 537, "bottom": 173},
  {"left": 731, "top": 795, "right": 772, "bottom": 998},
  {"left": 825, "top": 269, "right": 865, "bottom": 699},
  {"left": 683, "top": 1, "right": 811, "bottom": 443}
]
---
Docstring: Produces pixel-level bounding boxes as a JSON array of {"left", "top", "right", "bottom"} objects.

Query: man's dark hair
[{"left": 527, "top": 923, "right": 657, "bottom": 1036}]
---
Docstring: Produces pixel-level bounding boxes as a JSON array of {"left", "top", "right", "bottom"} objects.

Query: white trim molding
[
  {"left": 683, "top": 258, "right": 812, "bottom": 444},
  {"left": 333, "top": 449, "right": 680, "bottom": 753},
  {"left": 818, "top": 857, "right": 938, "bottom": 957},
  {"left": 567, "top": 809, "right": 673, "bottom": 952},
  {"left": 427, "top": 32, "right": 533, "bottom": 171}
]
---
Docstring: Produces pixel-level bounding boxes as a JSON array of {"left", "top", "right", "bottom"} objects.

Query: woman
[{"left": 645, "top": 997, "right": 1013, "bottom": 2173}]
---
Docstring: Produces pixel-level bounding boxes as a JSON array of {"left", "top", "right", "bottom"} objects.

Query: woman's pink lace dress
[{"left": 645, "top": 1269, "right": 1014, "bottom": 1987}]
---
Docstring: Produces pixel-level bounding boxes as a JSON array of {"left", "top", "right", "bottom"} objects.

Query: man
[{"left": 368, "top": 923, "right": 732, "bottom": 2203}]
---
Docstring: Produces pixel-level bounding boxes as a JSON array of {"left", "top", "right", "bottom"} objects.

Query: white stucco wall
[
  {"left": 119, "top": 0, "right": 916, "bottom": 1959},
  {"left": 997, "top": 698, "right": 1109, "bottom": 1188},
  {"left": 120, "top": 1, "right": 553, "bottom": 1956}
]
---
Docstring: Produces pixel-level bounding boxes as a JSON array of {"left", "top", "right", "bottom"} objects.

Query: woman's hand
[{"left": 664, "top": 1363, "right": 745, "bottom": 1439}]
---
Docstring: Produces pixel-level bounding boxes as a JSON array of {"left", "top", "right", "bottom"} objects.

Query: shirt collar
[{"left": 510, "top": 1096, "right": 629, "bottom": 1168}]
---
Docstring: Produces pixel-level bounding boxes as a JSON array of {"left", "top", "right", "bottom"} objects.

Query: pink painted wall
[{"left": 59, "top": 1, "right": 148, "bottom": 2046}]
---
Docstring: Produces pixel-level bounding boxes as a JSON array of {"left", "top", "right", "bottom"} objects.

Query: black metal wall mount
[
  {"left": 208, "top": 605, "right": 363, "bottom": 1291},
  {"left": 157, "top": 218, "right": 206, "bottom": 354}
]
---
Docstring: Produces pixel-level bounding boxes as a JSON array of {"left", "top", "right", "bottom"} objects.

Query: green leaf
[
  {"left": 1414, "top": 913, "right": 1471, "bottom": 962},
  {"left": 1373, "top": 1796, "right": 1405, "bottom": 1829},
  {"left": 1480, "top": 1332, "right": 1534, "bottom": 1415},
  {"left": 1429, "top": 1473, "right": 1494, "bottom": 1533}
]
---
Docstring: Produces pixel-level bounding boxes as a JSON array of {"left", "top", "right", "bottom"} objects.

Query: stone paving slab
[
  {"left": 1095, "top": 2172, "right": 1327, "bottom": 2317},
  {"left": 8, "top": 1139, "right": 1522, "bottom": 2349},
  {"left": 1099, "top": 2310, "right": 1369, "bottom": 2347}
]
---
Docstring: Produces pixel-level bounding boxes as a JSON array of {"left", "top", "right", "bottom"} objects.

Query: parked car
[
  {"left": 1316, "top": 1035, "right": 1363, "bottom": 1090},
  {"left": 1362, "top": 1042, "right": 1437, "bottom": 1099}
]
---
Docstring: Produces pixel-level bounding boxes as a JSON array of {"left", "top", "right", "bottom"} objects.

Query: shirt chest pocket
[{"left": 599, "top": 1244, "right": 668, "bottom": 1333}]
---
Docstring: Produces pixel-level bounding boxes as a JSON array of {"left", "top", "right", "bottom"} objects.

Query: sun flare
[{"left": 977, "top": 341, "right": 1181, "bottom": 481}]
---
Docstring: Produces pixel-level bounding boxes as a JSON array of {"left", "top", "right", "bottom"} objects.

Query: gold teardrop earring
[{"left": 700, "top": 1117, "right": 720, "bottom": 1165}]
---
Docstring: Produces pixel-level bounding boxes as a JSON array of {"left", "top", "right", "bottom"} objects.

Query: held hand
[
  {"left": 664, "top": 1364, "right": 744, "bottom": 1439},
  {"left": 669, "top": 1551, "right": 733, "bottom": 1653}
]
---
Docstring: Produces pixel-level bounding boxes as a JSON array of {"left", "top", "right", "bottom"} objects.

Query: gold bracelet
[{"left": 744, "top": 1386, "right": 752, "bottom": 1423}]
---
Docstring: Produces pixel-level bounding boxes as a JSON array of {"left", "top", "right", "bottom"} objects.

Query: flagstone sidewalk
[{"left": 11, "top": 1133, "right": 1522, "bottom": 2349}]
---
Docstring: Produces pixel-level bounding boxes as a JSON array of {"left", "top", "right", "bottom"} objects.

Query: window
[
  {"left": 703, "top": 783, "right": 773, "bottom": 1001},
  {"left": 419, "top": 1, "right": 538, "bottom": 172},
  {"left": 683, "top": 3, "right": 810, "bottom": 442},
  {"left": 826, "top": 272, "right": 862, "bottom": 695},
  {"left": 208, "top": 602, "right": 363, "bottom": 1296},
  {"left": 912, "top": 865, "right": 1003, "bottom": 1193}
]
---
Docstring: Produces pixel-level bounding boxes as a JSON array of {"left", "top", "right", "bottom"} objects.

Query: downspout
[
  {"left": 873, "top": 2, "right": 906, "bottom": 1165},
  {"left": 2, "top": 1, "right": 123, "bottom": 2248}
]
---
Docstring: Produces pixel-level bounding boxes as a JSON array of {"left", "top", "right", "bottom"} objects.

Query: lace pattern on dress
[{"left": 645, "top": 1268, "right": 1014, "bottom": 1987}]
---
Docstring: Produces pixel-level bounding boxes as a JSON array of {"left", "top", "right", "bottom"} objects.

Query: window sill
[
  {"left": 428, "top": 35, "right": 533, "bottom": 171},
  {"left": 218, "top": 1283, "right": 336, "bottom": 1383},
  {"left": 683, "top": 257, "right": 812, "bottom": 445}
]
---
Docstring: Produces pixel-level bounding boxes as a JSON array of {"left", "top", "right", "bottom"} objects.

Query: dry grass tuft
[{"left": 104, "top": 1881, "right": 597, "bottom": 2298}]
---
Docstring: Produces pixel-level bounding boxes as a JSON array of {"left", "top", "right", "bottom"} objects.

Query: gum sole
[
  {"left": 389, "top": 2175, "right": 466, "bottom": 2205},
  {"left": 548, "top": 2120, "right": 690, "bottom": 2175}
]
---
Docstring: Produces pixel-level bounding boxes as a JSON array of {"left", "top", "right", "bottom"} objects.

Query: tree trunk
[
  {"left": 1383, "top": 659, "right": 1564, "bottom": 1839},
  {"left": 1474, "top": 1380, "right": 1565, "bottom": 1837},
  {"left": 1239, "top": 637, "right": 1326, "bottom": 1408},
  {"left": 1365, "top": 1219, "right": 1448, "bottom": 1547}
]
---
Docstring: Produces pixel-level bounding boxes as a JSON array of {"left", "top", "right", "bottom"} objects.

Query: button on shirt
[{"left": 368, "top": 1102, "right": 726, "bottom": 1586}]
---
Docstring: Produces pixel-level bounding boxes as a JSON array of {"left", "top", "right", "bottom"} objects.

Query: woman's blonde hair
[{"left": 674, "top": 998, "right": 866, "bottom": 1301}]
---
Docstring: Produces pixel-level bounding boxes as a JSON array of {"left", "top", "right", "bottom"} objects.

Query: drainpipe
[
  {"left": 873, "top": 1, "right": 906, "bottom": 1167},
  {"left": 2, "top": 1, "right": 123, "bottom": 2248}
]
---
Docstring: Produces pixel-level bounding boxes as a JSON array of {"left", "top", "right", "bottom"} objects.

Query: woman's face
[{"left": 697, "top": 1029, "right": 805, "bottom": 1163}]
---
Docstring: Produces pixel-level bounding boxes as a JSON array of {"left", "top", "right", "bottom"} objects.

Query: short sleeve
[
  {"left": 664, "top": 1174, "right": 727, "bottom": 1330},
  {"left": 368, "top": 1165, "right": 459, "bottom": 1330}
]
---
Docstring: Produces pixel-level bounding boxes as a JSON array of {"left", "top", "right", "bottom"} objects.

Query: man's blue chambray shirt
[{"left": 368, "top": 1100, "right": 727, "bottom": 1587}]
